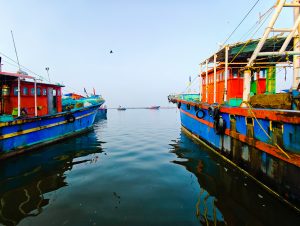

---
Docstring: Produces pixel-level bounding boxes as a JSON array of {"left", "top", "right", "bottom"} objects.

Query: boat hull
[
  {"left": 178, "top": 101, "right": 300, "bottom": 209},
  {"left": 0, "top": 105, "right": 100, "bottom": 159}
]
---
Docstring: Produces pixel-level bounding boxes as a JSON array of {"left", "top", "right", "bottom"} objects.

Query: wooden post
[
  {"left": 242, "top": 69, "right": 251, "bottom": 107},
  {"left": 205, "top": 60, "right": 208, "bottom": 102},
  {"left": 213, "top": 54, "right": 217, "bottom": 103},
  {"left": 199, "top": 64, "right": 203, "bottom": 102},
  {"left": 17, "top": 77, "right": 20, "bottom": 117},
  {"left": 34, "top": 79, "right": 37, "bottom": 116},
  {"left": 224, "top": 46, "right": 229, "bottom": 102}
]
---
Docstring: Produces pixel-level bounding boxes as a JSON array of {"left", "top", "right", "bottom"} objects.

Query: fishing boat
[
  {"left": 146, "top": 106, "right": 160, "bottom": 110},
  {"left": 0, "top": 70, "right": 104, "bottom": 160},
  {"left": 117, "top": 106, "right": 126, "bottom": 110},
  {"left": 169, "top": 0, "right": 300, "bottom": 209}
]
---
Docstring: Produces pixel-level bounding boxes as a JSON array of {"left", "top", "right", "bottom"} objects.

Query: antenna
[
  {"left": 11, "top": 30, "right": 21, "bottom": 72},
  {"left": 45, "top": 67, "right": 51, "bottom": 82}
]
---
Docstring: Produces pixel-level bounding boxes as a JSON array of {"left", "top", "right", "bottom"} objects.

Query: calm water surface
[{"left": 0, "top": 109, "right": 299, "bottom": 226}]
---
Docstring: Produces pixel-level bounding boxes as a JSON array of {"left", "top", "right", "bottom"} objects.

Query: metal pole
[
  {"left": 213, "top": 54, "right": 217, "bottom": 103},
  {"left": 199, "top": 64, "right": 203, "bottom": 101},
  {"left": 205, "top": 60, "right": 208, "bottom": 102},
  {"left": 45, "top": 67, "right": 51, "bottom": 82},
  {"left": 17, "top": 77, "right": 20, "bottom": 117},
  {"left": 34, "top": 79, "right": 37, "bottom": 116},
  {"left": 11, "top": 30, "right": 21, "bottom": 72},
  {"left": 224, "top": 46, "right": 229, "bottom": 102},
  {"left": 293, "top": 0, "right": 300, "bottom": 90}
]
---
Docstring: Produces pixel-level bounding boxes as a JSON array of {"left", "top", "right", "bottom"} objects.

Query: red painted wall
[{"left": 2, "top": 81, "right": 62, "bottom": 116}]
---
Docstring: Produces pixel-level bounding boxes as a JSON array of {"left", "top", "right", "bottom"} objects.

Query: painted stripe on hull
[
  {"left": 176, "top": 99, "right": 300, "bottom": 124},
  {"left": 0, "top": 105, "right": 99, "bottom": 158},
  {"left": 0, "top": 126, "right": 94, "bottom": 160},
  {"left": 180, "top": 108, "right": 300, "bottom": 167},
  {"left": 0, "top": 111, "right": 94, "bottom": 140}
]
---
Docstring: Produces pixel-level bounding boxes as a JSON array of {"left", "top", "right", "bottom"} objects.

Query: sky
[{"left": 0, "top": 0, "right": 293, "bottom": 107}]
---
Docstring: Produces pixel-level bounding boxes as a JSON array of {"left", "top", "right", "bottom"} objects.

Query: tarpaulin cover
[{"left": 250, "top": 93, "right": 292, "bottom": 110}]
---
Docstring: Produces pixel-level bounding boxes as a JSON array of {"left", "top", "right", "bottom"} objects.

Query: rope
[
  {"left": 241, "top": 101, "right": 291, "bottom": 159},
  {"left": 222, "top": 0, "right": 261, "bottom": 46}
]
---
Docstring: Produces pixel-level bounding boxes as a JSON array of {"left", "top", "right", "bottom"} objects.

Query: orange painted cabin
[
  {"left": 201, "top": 67, "right": 267, "bottom": 104},
  {"left": 0, "top": 72, "right": 63, "bottom": 117}
]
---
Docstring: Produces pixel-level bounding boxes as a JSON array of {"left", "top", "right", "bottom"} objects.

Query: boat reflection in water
[
  {"left": 170, "top": 131, "right": 300, "bottom": 226},
  {"left": 0, "top": 125, "right": 104, "bottom": 226}
]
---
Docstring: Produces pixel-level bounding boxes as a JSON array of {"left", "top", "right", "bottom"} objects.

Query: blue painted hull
[
  {"left": 178, "top": 102, "right": 300, "bottom": 209},
  {"left": 0, "top": 105, "right": 100, "bottom": 159}
]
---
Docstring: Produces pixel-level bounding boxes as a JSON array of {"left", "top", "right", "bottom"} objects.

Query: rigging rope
[
  {"left": 0, "top": 51, "right": 89, "bottom": 96},
  {"left": 222, "top": 0, "right": 261, "bottom": 46}
]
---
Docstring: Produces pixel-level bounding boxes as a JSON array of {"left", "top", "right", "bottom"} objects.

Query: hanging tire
[
  {"left": 65, "top": 114, "right": 75, "bottom": 123},
  {"left": 196, "top": 109, "right": 205, "bottom": 119},
  {"left": 213, "top": 107, "right": 220, "bottom": 120},
  {"left": 177, "top": 102, "right": 181, "bottom": 109},
  {"left": 208, "top": 106, "right": 214, "bottom": 117},
  {"left": 214, "top": 117, "right": 226, "bottom": 135}
]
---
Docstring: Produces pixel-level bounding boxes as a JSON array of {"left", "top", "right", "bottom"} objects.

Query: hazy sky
[{"left": 0, "top": 0, "right": 292, "bottom": 107}]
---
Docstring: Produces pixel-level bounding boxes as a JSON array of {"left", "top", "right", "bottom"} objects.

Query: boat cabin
[
  {"left": 0, "top": 71, "right": 63, "bottom": 117},
  {"left": 201, "top": 66, "right": 276, "bottom": 105}
]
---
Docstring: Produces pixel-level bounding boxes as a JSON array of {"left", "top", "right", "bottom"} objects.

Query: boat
[
  {"left": 146, "top": 106, "right": 160, "bottom": 110},
  {"left": 168, "top": 0, "right": 300, "bottom": 209},
  {"left": 0, "top": 70, "right": 104, "bottom": 160},
  {"left": 97, "top": 105, "right": 107, "bottom": 119},
  {"left": 117, "top": 106, "right": 126, "bottom": 110}
]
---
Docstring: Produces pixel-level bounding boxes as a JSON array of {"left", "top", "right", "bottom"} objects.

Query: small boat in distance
[
  {"left": 117, "top": 106, "right": 126, "bottom": 111},
  {"left": 146, "top": 106, "right": 160, "bottom": 110}
]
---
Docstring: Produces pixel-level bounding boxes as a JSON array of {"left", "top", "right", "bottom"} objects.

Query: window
[
  {"left": 53, "top": 89, "right": 57, "bottom": 96},
  {"left": 30, "top": 88, "right": 35, "bottom": 95},
  {"left": 240, "top": 71, "right": 244, "bottom": 78},
  {"left": 232, "top": 69, "right": 238, "bottom": 78},
  {"left": 260, "top": 69, "right": 266, "bottom": 78},
  {"left": 13, "top": 87, "right": 18, "bottom": 96},
  {"left": 57, "top": 89, "right": 61, "bottom": 96},
  {"left": 253, "top": 72, "right": 257, "bottom": 81},
  {"left": 37, "top": 88, "right": 41, "bottom": 96},
  {"left": 23, "top": 87, "right": 28, "bottom": 95},
  {"left": 43, "top": 88, "right": 47, "bottom": 96}
]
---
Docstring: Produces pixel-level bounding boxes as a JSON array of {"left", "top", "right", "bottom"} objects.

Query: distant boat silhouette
[
  {"left": 146, "top": 106, "right": 160, "bottom": 110},
  {"left": 117, "top": 106, "right": 126, "bottom": 110}
]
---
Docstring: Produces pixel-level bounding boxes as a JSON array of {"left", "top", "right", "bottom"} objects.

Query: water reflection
[
  {"left": 170, "top": 132, "right": 300, "bottom": 226},
  {"left": 0, "top": 128, "right": 104, "bottom": 226}
]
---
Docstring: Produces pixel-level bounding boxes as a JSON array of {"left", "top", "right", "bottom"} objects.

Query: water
[{"left": 0, "top": 109, "right": 299, "bottom": 226}]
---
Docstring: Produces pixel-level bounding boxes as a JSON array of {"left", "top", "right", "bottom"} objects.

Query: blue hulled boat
[
  {"left": 0, "top": 70, "right": 104, "bottom": 159},
  {"left": 169, "top": 0, "right": 300, "bottom": 210}
]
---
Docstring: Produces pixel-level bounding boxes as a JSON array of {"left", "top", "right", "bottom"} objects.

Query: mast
[{"left": 11, "top": 30, "right": 21, "bottom": 116}]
